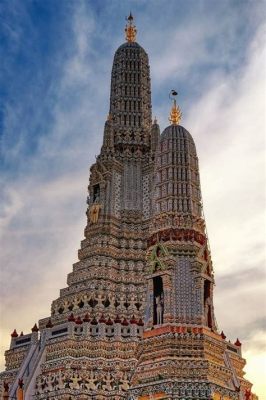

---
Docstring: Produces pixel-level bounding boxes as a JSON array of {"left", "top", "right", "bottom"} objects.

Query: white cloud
[
  {"left": 0, "top": 187, "right": 22, "bottom": 233},
  {"left": 0, "top": 3, "right": 102, "bottom": 368},
  {"left": 187, "top": 22, "right": 266, "bottom": 396}
]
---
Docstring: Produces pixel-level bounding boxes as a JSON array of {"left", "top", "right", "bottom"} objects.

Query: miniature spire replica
[{"left": 0, "top": 14, "right": 258, "bottom": 400}]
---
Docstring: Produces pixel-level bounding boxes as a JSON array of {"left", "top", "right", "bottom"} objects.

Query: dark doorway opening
[
  {"left": 204, "top": 280, "right": 211, "bottom": 303},
  {"left": 153, "top": 276, "right": 163, "bottom": 325},
  {"left": 93, "top": 184, "right": 100, "bottom": 202},
  {"left": 204, "top": 280, "right": 212, "bottom": 328}
]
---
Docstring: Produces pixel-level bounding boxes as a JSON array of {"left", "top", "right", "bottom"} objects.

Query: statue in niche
[
  {"left": 155, "top": 294, "right": 164, "bottom": 325},
  {"left": 204, "top": 299, "right": 212, "bottom": 329},
  {"left": 89, "top": 203, "right": 101, "bottom": 224},
  {"left": 93, "top": 191, "right": 100, "bottom": 203},
  {"left": 88, "top": 183, "right": 102, "bottom": 224}
]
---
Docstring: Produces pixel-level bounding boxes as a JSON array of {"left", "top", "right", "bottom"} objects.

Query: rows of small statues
[
  {"left": 133, "top": 383, "right": 212, "bottom": 398},
  {"left": 35, "top": 370, "right": 130, "bottom": 394},
  {"left": 53, "top": 293, "right": 144, "bottom": 316},
  {"left": 152, "top": 213, "right": 205, "bottom": 233}
]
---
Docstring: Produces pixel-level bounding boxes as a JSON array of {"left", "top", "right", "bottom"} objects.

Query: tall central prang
[{"left": 0, "top": 14, "right": 257, "bottom": 400}]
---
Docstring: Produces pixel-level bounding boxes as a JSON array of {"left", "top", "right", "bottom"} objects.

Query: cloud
[
  {"left": 0, "top": 1, "right": 102, "bottom": 367},
  {"left": 217, "top": 266, "right": 266, "bottom": 292},
  {"left": 182, "top": 24, "right": 266, "bottom": 394},
  {"left": 186, "top": 22, "right": 266, "bottom": 277},
  {"left": 0, "top": 186, "right": 23, "bottom": 233}
]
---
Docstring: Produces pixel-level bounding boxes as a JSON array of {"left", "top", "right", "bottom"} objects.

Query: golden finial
[
  {"left": 169, "top": 90, "right": 182, "bottom": 125},
  {"left": 125, "top": 12, "right": 137, "bottom": 43},
  {"left": 153, "top": 116, "right": 158, "bottom": 124}
]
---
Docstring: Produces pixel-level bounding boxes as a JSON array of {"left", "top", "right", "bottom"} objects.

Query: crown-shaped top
[
  {"left": 169, "top": 100, "right": 182, "bottom": 125},
  {"left": 125, "top": 13, "right": 137, "bottom": 42},
  {"left": 169, "top": 90, "right": 182, "bottom": 125}
]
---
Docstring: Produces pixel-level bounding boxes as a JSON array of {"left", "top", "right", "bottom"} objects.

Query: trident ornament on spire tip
[
  {"left": 125, "top": 12, "right": 137, "bottom": 42},
  {"left": 169, "top": 89, "right": 182, "bottom": 125}
]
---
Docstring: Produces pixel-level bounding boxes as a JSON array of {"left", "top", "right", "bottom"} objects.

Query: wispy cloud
[{"left": 184, "top": 24, "right": 266, "bottom": 393}]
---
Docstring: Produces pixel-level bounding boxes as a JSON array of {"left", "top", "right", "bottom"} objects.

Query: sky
[{"left": 0, "top": 0, "right": 265, "bottom": 397}]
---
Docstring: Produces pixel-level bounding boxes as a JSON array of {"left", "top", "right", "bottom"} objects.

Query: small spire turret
[
  {"left": 151, "top": 117, "right": 160, "bottom": 152},
  {"left": 11, "top": 329, "right": 18, "bottom": 338},
  {"left": 31, "top": 323, "right": 39, "bottom": 332},
  {"left": 125, "top": 13, "right": 137, "bottom": 42}
]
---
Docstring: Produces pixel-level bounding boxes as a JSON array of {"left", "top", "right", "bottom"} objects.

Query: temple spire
[
  {"left": 169, "top": 90, "right": 182, "bottom": 125},
  {"left": 125, "top": 12, "right": 137, "bottom": 42},
  {"left": 109, "top": 15, "right": 152, "bottom": 140}
]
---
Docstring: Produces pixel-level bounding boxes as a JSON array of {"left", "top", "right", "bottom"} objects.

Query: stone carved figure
[
  {"left": 62, "top": 299, "right": 69, "bottom": 311},
  {"left": 69, "top": 372, "right": 80, "bottom": 390},
  {"left": 72, "top": 297, "right": 78, "bottom": 310},
  {"left": 85, "top": 371, "right": 97, "bottom": 391},
  {"left": 56, "top": 371, "right": 65, "bottom": 390},
  {"left": 102, "top": 372, "right": 113, "bottom": 391},
  {"left": 35, "top": 378, "right": 42, "bottom": 395},
  {"left": 155, "top": 295, "right": 163, "bottom": 325},
  {"left": 46, "top": 374, "right": 53, "bottom": 392},
  {"left": 93, "top": 192, "right": 100, "bottom": 203},
  {"left": 119, "top": 373, "right": 129, "bottom": 391},
  {"left": 89, "top": 204, "right": 101, "bottom": 224}
]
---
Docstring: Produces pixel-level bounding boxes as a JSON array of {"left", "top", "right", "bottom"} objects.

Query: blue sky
[
  {"left": 0, "top": 0, "right": 265, "bottom": 397},
  {"left": 1, "top": 0, "right": 263, "bottom": 172}
]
